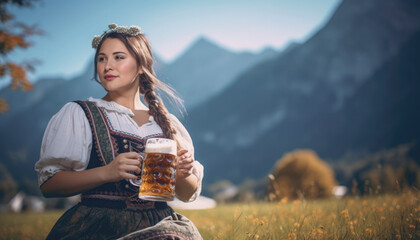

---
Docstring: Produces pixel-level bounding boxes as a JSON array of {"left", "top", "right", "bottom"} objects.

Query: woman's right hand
[
  {"left": 105, "top": 152, "right": 142, "bottom": 182},
  {"left": 41, "top": 152, "right": 142, "bottom": 197}
]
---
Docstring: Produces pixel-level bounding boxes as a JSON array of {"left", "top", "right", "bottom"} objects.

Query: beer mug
[{"left": 139, "top": 138, "right": 177, "bottom": 201}]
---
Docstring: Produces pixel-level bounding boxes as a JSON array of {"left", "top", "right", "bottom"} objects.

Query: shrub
[{"left": 268, "top": 149, "right": 337, "bottom": 200}]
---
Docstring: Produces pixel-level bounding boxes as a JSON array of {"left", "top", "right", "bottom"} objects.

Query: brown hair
[{"left": 93, "top": 31, "right": 184, "bottom": 142}]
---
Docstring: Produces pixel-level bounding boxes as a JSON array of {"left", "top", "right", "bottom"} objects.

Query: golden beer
[{"left": 139, "top": 138, "right": 177, "bottom": 201}]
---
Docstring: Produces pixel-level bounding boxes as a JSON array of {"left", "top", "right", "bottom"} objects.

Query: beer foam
[{"left": 145, "top": 138, "right": 177, "bottom": 155}]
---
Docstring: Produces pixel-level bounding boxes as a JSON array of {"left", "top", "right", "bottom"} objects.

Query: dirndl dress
[{"left": 45, "top": 101, "right": 202, "bottom": 240}]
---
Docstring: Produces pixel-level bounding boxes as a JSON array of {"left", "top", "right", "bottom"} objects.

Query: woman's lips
[{"left": 104, "top": 75, "right": 117, "bottom": 81}]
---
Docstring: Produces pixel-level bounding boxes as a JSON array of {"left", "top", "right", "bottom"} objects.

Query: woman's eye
[
  {"left": 98, "top": 57, "right": 106, "bottom": 62},
  {"left": 116, "top": 55, "right": 125, "bottom": 60}
]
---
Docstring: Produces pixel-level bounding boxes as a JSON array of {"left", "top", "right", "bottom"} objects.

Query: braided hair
[{"left": 93, "top": 31, "right": 184, "bottom": 144}]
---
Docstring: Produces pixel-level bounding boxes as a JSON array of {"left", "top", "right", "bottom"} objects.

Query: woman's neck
[{"left": 103, "top": 90, "right": 148, "bottom": 111}]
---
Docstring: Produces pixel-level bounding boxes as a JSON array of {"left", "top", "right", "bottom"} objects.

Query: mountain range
[{"left": 185, "top": 0, "right": 420, "bottom": 184}]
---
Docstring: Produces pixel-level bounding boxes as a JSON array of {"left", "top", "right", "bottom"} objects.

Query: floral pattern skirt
[{"left": 46, "top": 202, "right": 202, "bottom": 240}]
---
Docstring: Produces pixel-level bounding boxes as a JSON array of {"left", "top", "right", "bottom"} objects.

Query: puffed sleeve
[
  {"left": 34, "top": 102, "right": 92, "bottom": 186},
  {"left": 170, "top": 114, "right": 204, "bottom": 202}
]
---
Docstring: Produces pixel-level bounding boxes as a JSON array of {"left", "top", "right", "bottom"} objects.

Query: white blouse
[{"left": 34, "top": 97, "right": 203, "bottom": 202}]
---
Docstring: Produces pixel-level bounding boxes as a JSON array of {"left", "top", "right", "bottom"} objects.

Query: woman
[{"left": 35, "top": 23, "right": 203, "bottom": 239}]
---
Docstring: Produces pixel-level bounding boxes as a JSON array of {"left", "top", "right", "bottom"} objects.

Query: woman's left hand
[{"left": 176, "top": 149, "right": 194, "bottom": 179}]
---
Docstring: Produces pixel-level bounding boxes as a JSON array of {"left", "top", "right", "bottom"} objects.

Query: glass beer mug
[{"left": 138, "top": 138, "right": 177, "bottom": 201}]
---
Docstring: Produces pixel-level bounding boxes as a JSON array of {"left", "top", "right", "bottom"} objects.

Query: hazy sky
[{"left": 6, "top": 0, "right": 341, "bottom": 83}]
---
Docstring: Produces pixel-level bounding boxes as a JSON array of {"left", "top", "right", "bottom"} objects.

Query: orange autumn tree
[{"left": 0, "top": 0, "right": 42, "bottom": 113}]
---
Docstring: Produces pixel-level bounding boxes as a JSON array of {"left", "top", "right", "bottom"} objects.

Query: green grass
[
  {"left": 178, "top": 193, "right": 420, "bottom": 239},
  {"left": 0, "top": 210, "right": 60, "bottom": 240},
  {"left": 1, "top": 191, "right": 420, "bottom": 239}
]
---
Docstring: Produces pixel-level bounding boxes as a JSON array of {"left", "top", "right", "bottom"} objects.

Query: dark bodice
[{"left": 74, "top": 101, "right": 166, "bottom": 210}]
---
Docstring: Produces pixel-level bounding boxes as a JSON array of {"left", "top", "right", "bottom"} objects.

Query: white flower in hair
[
  {"left": 91, "top": 23, "right": 143, "bottom": 49},
  {"left": 114, "top": 26, "right": 126, "bottom": 33},
  {"left": 108, "top": 23, "right": 118, "bottom": 29},
  {"left": 92, "top": 35, "right": 102, "bottom": 49},
  {"left": 128, "top": 26, "right": 141, "bottom": 35}
]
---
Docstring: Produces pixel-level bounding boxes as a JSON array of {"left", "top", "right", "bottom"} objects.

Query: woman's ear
[{"left": 138, "top": 68, "right": 144, "bottom": 75}]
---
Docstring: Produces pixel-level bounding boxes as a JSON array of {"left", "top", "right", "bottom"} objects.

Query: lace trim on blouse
[{"left": 88, "top": 97, "right": 135, "bottom": 116}]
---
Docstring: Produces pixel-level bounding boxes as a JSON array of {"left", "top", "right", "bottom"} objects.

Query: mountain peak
[
  {"left": 169, "top": 36, "right": 232, "bottom": 66},
  {"left": 181, "top": 36, "right": 229, "bottom": 57}
]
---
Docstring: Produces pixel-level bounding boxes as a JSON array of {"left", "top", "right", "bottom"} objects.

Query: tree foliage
[{"left": 0, "top": 0, "right": 42, "bottom": 113}]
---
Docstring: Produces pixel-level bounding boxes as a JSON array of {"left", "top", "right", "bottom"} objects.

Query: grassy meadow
[{"left": 1, "top": 191, "right": 419, "bottom": 239}]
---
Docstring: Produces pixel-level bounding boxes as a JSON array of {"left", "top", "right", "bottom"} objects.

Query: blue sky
[{"left": 6, "top": 0, "right": 341, "bottom": 84}]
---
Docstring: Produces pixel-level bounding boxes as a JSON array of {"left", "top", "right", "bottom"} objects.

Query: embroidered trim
[
  {"left": 76, "top": 101, "right": 115, "bottom": 165},
  {"left": 97, "top": 107, "right": 119, "bottom": 160}
]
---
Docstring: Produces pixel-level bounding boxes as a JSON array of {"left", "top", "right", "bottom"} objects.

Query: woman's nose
[{"left": 104, "top": 60, "right": 113, "bottom": 72}]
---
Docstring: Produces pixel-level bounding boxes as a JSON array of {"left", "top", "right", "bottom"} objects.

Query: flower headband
[{"left": 92, "top": 23, "right": 142, "bottom": 49}]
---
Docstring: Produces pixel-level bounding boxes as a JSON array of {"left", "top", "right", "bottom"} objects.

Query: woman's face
[{"left": 97, "top": 38, "right": 142, "bottom": 93}]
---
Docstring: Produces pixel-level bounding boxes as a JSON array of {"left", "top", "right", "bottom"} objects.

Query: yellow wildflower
[
  {"left": 288, "top": 232, "right": 297, "bottom": 240},
  {"left": 341, "top": 209, "right": 349, "bottom": 218}
]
